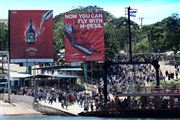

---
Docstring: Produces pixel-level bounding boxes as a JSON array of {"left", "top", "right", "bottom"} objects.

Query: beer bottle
[{"left": 26, "top": 20, "right": 35, "bottom": 44}]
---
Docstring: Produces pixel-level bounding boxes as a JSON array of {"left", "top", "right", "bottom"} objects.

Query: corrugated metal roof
[
  {"left": 45, "top": 73, "right": 80, "bottom": 78},
  {"left": 10, "top": 71, "right": 31, "bottom": 78},
  {"left": 33, "top": 66, "right": 82, "bottom": 71},
  {"left": 25, "top": 73, "right": 80, "bottom": 79},
  {"left": 59, "top": 68, "right": 82, "bottom": 71}
]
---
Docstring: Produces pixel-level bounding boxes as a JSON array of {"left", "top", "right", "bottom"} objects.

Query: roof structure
[
  {"left": 25, "top": 73, "right": 80, "bottom": 79},
  {"left": 10, "top": 71, "right": 31, "bottom": 78},
  {"left": 32, "top": 65, "right": 82, "bottom": 71}
]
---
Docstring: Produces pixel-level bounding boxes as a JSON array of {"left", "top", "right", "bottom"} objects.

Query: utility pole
[
  {"left": 126, "top": 6, "right": 137, "bottom": 91},
  {"left": 127, "top": 6, "right": 132, "bottom": 63},
  {"left": 126, "top": 6, "right": 137, "bottom": 63}
]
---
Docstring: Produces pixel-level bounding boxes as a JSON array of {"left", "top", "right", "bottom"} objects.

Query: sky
[{"left": 1, "top": 0, "right": 180, "bottom": 25}]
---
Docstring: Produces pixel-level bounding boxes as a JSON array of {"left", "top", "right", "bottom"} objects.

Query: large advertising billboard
[
  {"left": 9, "top": 10, "right": 54, "bottom": 63},
  {"left": 64, "top": 13, "right": 104, "bottom": 62}
]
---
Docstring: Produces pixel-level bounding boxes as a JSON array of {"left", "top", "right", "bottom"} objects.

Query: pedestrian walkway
[
  {"left": 39, "top": 101, "right": 84, "bottom": 115},
  {"left": 159, "top": 61, "right": 180, "bottom": 80},
  {"left": 159, "top": 61, "right": 176, "bottom": 76},
  {"left": 0, "top": 100, "right": 41, "bottom": 115}
]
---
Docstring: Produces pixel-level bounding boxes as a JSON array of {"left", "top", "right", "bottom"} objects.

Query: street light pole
[
  {"left": 7, "top": 52, "right": 11, "bottom": 102},
  {"left": 139, "top": 17, "right": 144, "bottom": 28}
]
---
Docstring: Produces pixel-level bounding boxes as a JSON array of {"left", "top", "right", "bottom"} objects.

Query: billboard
[
  {"left": 9, "top": 10, "right": 54, "bottom": 63},
  {"left": 64, "top": 13, "right": 104, "bottom": 62}
]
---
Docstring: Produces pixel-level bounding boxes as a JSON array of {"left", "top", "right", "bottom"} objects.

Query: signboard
[
  {"left": 64, "top": 13, "right": 104, "bottom": 62},
  {"left": 9, "top": 10, "right": 54, "bottom": 63}
]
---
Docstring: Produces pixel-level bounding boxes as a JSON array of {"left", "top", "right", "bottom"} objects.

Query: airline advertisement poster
[
  {"left": 9, "top": 10, "right": 54, "bottom": 63},
  {"left": 64, "top": 13, "right": 104, "bottom": 62}
]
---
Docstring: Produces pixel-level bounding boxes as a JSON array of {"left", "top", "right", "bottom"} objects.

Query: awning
[
  {"left": 25, "top": 73, "right": 80, "bottom": 79},
  {"left": 0, "top": 82, "right": 7, "bottom": 84},
  {"left": 32, "top": 65, "right": 82, "bottom": 71},
  {"left": 10, "top": 71, "right": 31, "bottom": 78},
  {"left": 59, "top": 68, "right": 82, "bottom": 71}
]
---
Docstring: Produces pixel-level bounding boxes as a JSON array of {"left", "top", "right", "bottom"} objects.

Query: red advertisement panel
[
  {"left": 9, "top": 10, "right": 54, "bottom": 63},
  {"left": 64, "top": 13, "right": 104, "bottom": 62}
]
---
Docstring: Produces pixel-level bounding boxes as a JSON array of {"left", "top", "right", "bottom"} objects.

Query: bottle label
[{"left": 27, "top": 33, "right": 35, "bottom": 44}]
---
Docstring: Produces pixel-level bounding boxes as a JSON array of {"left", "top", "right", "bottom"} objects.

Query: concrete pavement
[
  {"left": 0, "top": 100, "right": 41, "bottom": 116},
  {"left": 38, "top": 101, "right": 84, "bottom": 115},
  {"left": 0, "top": 94, "right": 42, "bottom": 116},
  {"left": 1, "top": 94, "right": 84, "bottom": 116}
]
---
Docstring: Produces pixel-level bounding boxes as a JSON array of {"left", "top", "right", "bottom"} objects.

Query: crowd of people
[
  {"left": 106, "top": 53, "right": 165, "bottom": 95},
  {"left": 16, "top": 85, "right": 105, "bottom": 112},
  {"left": 11, "top": 53, "right": 180, "bottom": 112},
  {"left": 107, "top": 63, "right": 158, "bottom": 94}
]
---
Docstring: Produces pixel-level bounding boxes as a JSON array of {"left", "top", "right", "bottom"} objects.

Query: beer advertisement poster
[
  {"left": 64, "top": 13, "right": 105, "bottom": 62},
  {"left": 9, "top": 10, "right": 54, "bottom": 63}
]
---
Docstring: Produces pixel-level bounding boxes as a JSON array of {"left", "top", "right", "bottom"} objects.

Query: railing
[{"left": 116, "top": 85, "right": 180, "bottom": 95}]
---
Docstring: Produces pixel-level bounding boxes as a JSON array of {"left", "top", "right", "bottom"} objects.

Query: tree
[
  {"left": 0, "top": 23, "right": 8, "bottom": 51},
  {"left": 164, "top": 14, "right": 180, "bottom": 53}
]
